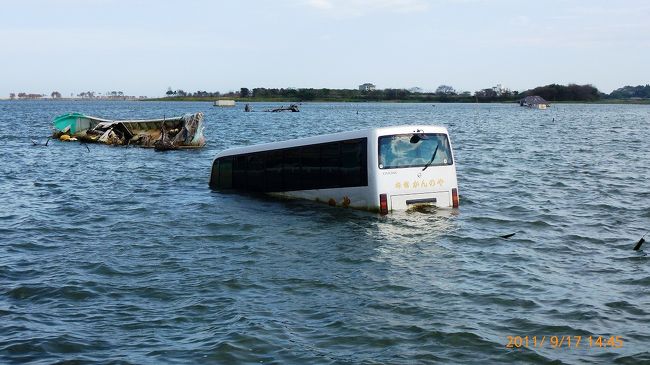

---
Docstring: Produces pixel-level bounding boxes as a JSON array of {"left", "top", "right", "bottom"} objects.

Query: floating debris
[
  {"left": 31, "top": 137, "right": 50, "bottom": 146},
  {"left": 633, "top": 234, "right": 646, "bottom": 251},
  {"left": 244, "top": 103, "right": 252, "bottom": 112},
  {"left": 265, "top": 104, "right": 299, "bottom": 112},
  {"left": 51, "top": 112, "right": 205, "bottom": 149},
  {"left": 519, "top": 95, "right": 550, "bottom": 109},
  {"left": 500, "top": 233, "right": 516, "bottom": 239}
]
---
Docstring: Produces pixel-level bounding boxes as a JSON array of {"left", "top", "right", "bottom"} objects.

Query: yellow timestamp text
[{"left": 505, "top": 335, "right": 623, "bottom": 349}]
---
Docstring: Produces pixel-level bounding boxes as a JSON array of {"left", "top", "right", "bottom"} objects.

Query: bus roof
[{"left": 213, "top": 125, "right": 450, "bottom": 159}]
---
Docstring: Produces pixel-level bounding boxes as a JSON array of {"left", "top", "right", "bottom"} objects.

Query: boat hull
[{"left": 52, "top": 112, "right": 206, "bottom": 149}]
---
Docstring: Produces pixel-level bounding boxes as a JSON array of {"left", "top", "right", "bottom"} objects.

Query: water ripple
[{"left": 1, "top": 101, "right": 649, "bottom": 364}]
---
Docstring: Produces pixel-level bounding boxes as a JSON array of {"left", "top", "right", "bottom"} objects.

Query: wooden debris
[
  {"left": 52, "top": 112, "right": 205, "bottom": 149},
  {"left": 265, "top": 104, "right": 299, "bottom": 112}
]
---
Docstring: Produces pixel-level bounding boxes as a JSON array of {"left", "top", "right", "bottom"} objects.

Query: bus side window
[
  {"left": 210, "top": 159, "right": 220, "bottom": 189},
  {"left": 266, "top": 149, "right": 283, "bottom": 192},
  {"left": 301, "top": 145, "right": 321, "bottom": 190},
  {"left": 283, "top": 147, "right": 302, "bottom": 191},
  {"left": 341, "top": 140, "right": 361, "bottom": 186},
  {"left": 218, "top": 157, "right": 233, "bottom": 189},
  {"left": 233, "top": 155, "right": 247, "bottom": 189},
  {"left": 320, "top": 142, "right": 341, "bottom": 188},
  {"left": 247, "top": 152, "right": 265, "bottom": 192},
  {"left": 360, "top": 139, "right": 368, "bottom": 186}
]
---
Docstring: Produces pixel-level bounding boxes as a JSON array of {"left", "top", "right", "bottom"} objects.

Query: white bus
[{"left": 210, "top": 125, "right": 459, "bottom": 214}]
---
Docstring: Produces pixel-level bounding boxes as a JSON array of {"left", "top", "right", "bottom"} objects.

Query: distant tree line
[
  {"left": 607, "top": 84, "right": 650, "bottom": 99},
  {"left": 159, "top": 83, "right": 649, "bottom": 102},
  {"left": 165, "top": 87, "right": 226, "bottom": 98},
  {"left": 526, "top": 84, "right": 600, "bottom": 102}
]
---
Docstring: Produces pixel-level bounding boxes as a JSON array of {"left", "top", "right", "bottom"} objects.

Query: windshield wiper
[{"left": 422, "top": 145, "right": 439, "bottom": 171}]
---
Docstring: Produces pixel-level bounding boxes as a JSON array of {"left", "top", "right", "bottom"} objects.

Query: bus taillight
[
  {"left": 379, "top": 193, "right": 388, "bottom": 215},
  {"left": 452, "top": 188, "right": 459, "bottom": 208}
]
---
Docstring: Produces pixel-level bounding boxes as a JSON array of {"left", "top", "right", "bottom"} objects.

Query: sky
[{"left": 1, "top": 0, "right": 649, "bottom": 97}]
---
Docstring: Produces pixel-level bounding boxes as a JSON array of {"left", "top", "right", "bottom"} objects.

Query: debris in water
[
  {"left": 500, "top": 233, "right": 516, "bottom": 239},
  {"left": 51, "top": 112, "right": 205, "bottom": 149},
  {"left": 633, "top": 234, "right": 647, "bottom": 251},
  {"left": 31, "top": 137, "right": 50, "bottom": 146},
  {"left": 265, "top": 104, "right": 299, "bottom": 112}
]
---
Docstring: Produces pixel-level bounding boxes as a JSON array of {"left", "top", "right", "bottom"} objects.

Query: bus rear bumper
[{"left": 389, "top": 191, "right": 451, "bottom": 210}]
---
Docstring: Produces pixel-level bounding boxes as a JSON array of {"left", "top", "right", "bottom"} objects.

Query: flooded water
[{"left": 1, "top": 100, "right": 649, "bottom": 364}]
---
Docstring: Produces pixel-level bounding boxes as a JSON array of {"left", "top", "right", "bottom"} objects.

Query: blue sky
[{"left": 1, "top": 0, "right": 648, "bottom": 97}]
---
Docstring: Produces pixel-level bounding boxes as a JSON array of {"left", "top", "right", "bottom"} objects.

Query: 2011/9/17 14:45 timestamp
[{"left": 506, "top": 336, "right": 624, "bottom": 349}]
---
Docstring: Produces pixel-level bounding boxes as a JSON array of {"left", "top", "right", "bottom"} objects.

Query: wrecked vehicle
[{"left": 51, "top": 112, "right": 205, "bottom": 150}]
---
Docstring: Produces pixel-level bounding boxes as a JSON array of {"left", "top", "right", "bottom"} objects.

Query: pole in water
[{"left": 633, "top": 233, "right": 647, "bottom": 251}]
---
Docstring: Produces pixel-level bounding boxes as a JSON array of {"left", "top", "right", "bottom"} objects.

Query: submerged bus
[{"left": 209, "top": 125, "right": 458, "bottom": 214}]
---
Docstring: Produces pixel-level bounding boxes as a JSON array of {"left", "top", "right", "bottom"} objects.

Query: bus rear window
[{"left": 378, "top": 133, "right": 453, "bottom": 169}]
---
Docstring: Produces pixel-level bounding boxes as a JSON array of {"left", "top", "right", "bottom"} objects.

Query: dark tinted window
[
  {"left": 233, "top": 155, "right": 247, "bottom": 189},
  {"left": 209, "top": 138, "right": 368, "bottom": 192},
  {"left": 320, "top": 142, "right": 341, "bottom": 188},
  {"left": 265, "top": 150, "right": 283, "bottom": 192},
  {"left": 210, "top": 160, "right": 220, "bottom": 189},
  {"left": 247, "top": 153, "right": 265, "bottom": 191},
  {"left": 301, "top": 145, "right": 321, "bottom": 189},
  {"left": 218, "top": 157, "right": 233, "bottom": 189},
  {"left": 283, "top": 147, "right": 302, "bottom": 191},
  {"left": 341, "top": 139, "right": 366, "bottom": 186}
]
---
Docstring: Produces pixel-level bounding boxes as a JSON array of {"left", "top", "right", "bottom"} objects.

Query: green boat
[{"left": 52, "top": 112, "right": 206, "bottom": 150}]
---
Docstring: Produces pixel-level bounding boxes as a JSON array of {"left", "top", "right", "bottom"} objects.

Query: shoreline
[
  {"left": 144, "top": 98, "right": 650, "bottom": 105},
  {"left": 2, "top": 98, "right": 649, "bottom": 105}
]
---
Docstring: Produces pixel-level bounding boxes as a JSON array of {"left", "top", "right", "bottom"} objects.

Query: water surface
[{"left": 1, "top": 101, "right": 649, "bottom": 364}]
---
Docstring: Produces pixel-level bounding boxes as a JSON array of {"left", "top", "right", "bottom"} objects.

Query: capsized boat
[{"left": 51, "top": 112, "right": 206, "bottom": 150}]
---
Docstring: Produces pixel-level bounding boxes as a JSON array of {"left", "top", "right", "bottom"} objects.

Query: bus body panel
[
  {"left": 269, "top": 186, "right": 375, "bottom": 211},
  {"left": 375, "top": 165, "right": 458, "bottom": 210},
  {"left": 210, "top": 125, "right": 458, "bottom": 213}
]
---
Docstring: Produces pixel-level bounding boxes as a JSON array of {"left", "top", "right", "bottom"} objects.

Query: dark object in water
[
  {"left": 266, "top": 104, "right": 299, "bottom": 112},
  {"left": 31, "top": 137, "right": 50, "bottom": 146},
  {"left": 633, "top": 234, "right": 646, "bottom": 251},
  {"left": 244, "top": 104, "right": 252, "bottom": 112},
  {"left": 500, "top": 233, "right": 516, "bottom": 239}
]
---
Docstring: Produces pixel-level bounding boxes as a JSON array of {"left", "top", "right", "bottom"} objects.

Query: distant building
[
  {"left": 520, "top": 95, "right": 550, "bottom": 109},
  {"left": 359, "top": 83, "right": 376, "bottom": 91}
]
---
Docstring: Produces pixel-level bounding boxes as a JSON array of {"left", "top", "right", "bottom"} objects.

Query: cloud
[{"left": 303, "top": 0, "right": 429, "bottom": 16}]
